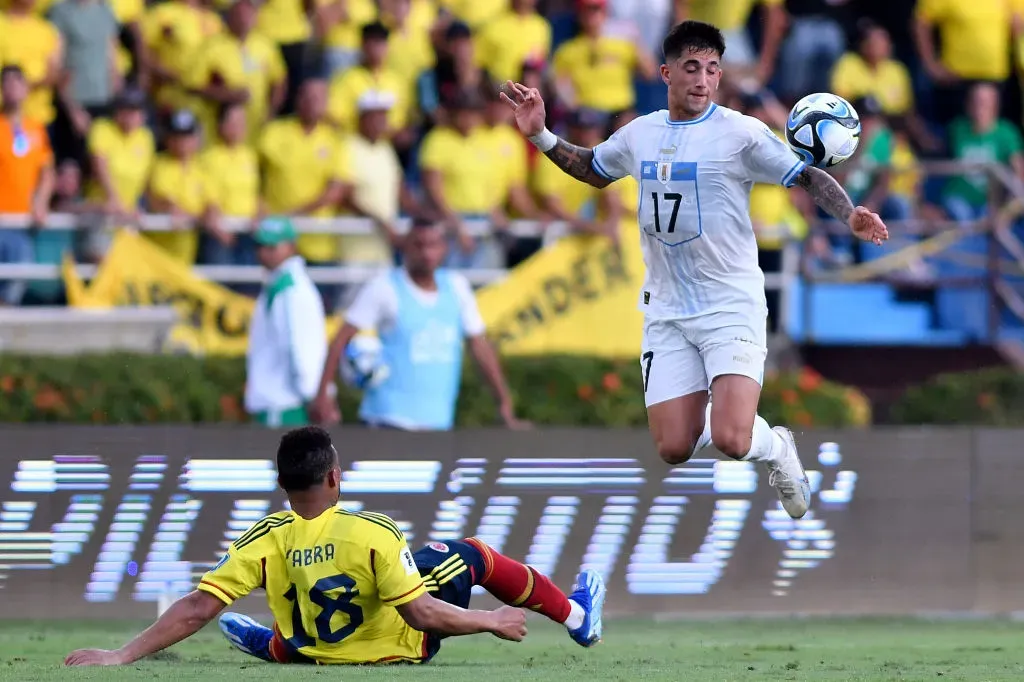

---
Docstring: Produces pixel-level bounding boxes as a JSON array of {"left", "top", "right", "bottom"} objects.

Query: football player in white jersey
[{"left": 500, "top": 20, "right": 888, "bottom": 519}]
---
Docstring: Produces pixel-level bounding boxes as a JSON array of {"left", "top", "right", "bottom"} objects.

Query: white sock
[
  {"left": 692, "top": 400, "right": 714, "bottom": 457},
  {"left": 742, "top": 414, "right": 784, "bottom": 464},
  {"left": 564, "top": 600, "right": 585, "bottom": 631}
]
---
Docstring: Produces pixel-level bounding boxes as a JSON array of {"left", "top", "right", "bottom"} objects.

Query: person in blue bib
[{"left": 310, "top": 218, "right": 528, "bottom": 431}]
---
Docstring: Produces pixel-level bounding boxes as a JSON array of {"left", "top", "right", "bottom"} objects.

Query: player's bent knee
[
  {"left": 656, "top": 437, "right": 694, "bottom": 465},
  {"left": 711, "top": 424, "right": 752, "bottom": 460}
]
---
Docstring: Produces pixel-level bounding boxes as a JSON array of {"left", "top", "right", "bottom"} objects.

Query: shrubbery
[
  {"left": 890, "top": 368, "right": 1024, "bottom": 426},
  {"left": 0, "top": 354, "right": 872, "bottom": 427}
]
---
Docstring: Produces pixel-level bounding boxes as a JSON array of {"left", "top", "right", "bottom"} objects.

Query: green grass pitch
[{"left": 6, "top": 618, "right": 1024, "bottom": 681}]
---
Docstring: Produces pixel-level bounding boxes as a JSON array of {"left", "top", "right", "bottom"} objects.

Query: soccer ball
[
  {"left": 785, "top": 93, "right": 861, "bottom": 169},
  {"left": 340, "top": 335, "right": 390, "bottom": 389}
]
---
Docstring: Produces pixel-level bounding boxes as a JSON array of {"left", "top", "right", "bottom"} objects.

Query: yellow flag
[
  {"left": 475, "top": 220, "right": 644, "bottom": 358},
  {"left": 63, "top": 229, "right": 342, "bottom": 355}
]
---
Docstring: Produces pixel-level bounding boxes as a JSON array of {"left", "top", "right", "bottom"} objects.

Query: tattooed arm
[
  {"left": 543, "top": 138, "right": 613, "bottom": 189},
  {"left": 793, "top": 166, "right": 889, "bottom": 245},
  {"left": 793, "top": 166, "right": 853, "bottom": 223}
]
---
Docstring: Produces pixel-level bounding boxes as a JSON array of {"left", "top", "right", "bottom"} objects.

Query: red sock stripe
[{"left": 462, "top": 538, "right": 571, "bottom": 625}]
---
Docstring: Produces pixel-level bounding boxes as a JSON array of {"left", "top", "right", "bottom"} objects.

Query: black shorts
[{"left": 413, "top": 539, "right": 486, "bottom": 661}]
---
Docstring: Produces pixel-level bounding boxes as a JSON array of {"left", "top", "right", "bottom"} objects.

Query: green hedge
[
  {"left": 891, "top": 368, "right": 1024, "bottom": 426},
  {"left": 0, "top": 354, "right": 871, "bottom": 427}
]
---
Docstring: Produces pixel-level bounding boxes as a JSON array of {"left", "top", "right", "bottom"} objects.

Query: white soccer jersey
[{"left": 592, "top": 103, "right": 806, "bottom": 320}]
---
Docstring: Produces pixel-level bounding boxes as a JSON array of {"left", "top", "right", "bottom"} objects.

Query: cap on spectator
[
  {"left": 362, "top": 21, "right": 389, "bottom": 42},
  {"left": 113, "top": 87, "right": 147, "bottom": 111},
  {"left": 568, "top": 107, "right": 608, "bottom": 130},
  {"left": 445, "top": 20, "right": 472, "bottom": 41},
  {"left": 357, "top": 90, "right": 396, "bottom": 113},
  {"left": 253, "top": 216, "right": 297, "bottom": 246},
  {"left": 167, "top": 109, "right": 199, "bottom": 135},
  {"left": 851, "top": 95, "right": 883, "bottom": 119}
]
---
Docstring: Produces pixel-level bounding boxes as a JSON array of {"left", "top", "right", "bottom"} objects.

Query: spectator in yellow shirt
[
  {"left": 420, "top": 90, "right": 505, "bottom": 269},
  {"left": 85, "top": 87, "right": 153, "bottom": 221},
  {"left": 914, "top": 0, "right": 1016, "bottom": 123},
  {"left": 142, "top": 0, "right": 223, "bottom": 114},
  {"left": 258, "top": 78, "right": 352, "bottom": 307},
  {"left": 552, "top": 0, "right": 657, "bottom": 118},
  {"left": 187, "top": 0, "right": 287, "bottom": 147},
  {"left": 533, "top": 108, "right": 621, "bottom": 248},
  {"left": 342, "top": 91, "right": 407, "bottom": 268},
  {"left": 318, "top": 0, "right": 376, "bottom": 76},
  {"left": 480, "top": 87, "right": 541, "bottom": 265},
  {"left": 379, "top": 0, "right": 436, "bottom": 87},
  {"left": 145, "top": 109, "right": 207, "bottom": 264},
  {"left": 199, "top": 102, "right": 261, "bottom": 274},
  {"left": 0, "top": 0, "right": 63, "bottom": 127},
  {"left": 438, "top": 0, "right": 506, "bottom": 30},
  {"left": 832, "top": 21, "right": 939, "bottom": 154},
  {"left": 476, "top": 0, "right": 551, "bottom": 85},
  {"left": 832, "top": 21, "right": 913, "bottom": 116},
  {"left": 327, "top": 22, "right": 410, "bottom": 138}
]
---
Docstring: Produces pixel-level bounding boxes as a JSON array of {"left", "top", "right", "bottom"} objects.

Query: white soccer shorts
[{"left": 640, "top": 314, "right": 768, "bottom": 407}]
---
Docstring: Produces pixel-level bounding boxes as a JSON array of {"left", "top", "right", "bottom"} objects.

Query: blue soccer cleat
[
  {"left": 219, "top": 612, "right": 274, "bottom": 662},
  {"left": 567, "top": 569, "right": 605, "bottom": 647}
]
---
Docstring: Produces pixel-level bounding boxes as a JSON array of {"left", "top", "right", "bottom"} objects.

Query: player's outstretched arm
[
  {"left": 794, "top": 166, "right": 889, "bottom": 246},
  {"left": 499, "top": 80, "right": 612, "bottom": 190},
  {"left": 397, "top": 592, "right": 528, "bottom": 641},
  {"left": 64, "top": 590, "right": 225, "bottom": 666},
  {"left": 543, "top": 138, "right": 613, "bottom": 189}
]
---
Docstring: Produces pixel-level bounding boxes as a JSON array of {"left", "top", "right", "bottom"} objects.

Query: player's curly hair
[
  {"left": 663, "top": 20, "right": 726, "bottom": 63},
  {"left": 276, "top": 426, "right": 338, "bottom": 491}
]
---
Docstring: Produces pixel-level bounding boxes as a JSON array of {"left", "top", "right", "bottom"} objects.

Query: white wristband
[{"left": 528, "top": 127, "right": 558, "bottom": 152}]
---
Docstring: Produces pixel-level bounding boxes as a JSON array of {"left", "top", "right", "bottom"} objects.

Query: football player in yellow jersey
[{"left": 65, "top": 427, "right": 607, "bottom": 667}]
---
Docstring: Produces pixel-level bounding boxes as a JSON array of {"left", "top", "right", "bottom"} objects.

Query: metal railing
[
  {"left": 0, "top": 212, "right": 795, "bottom": 293},
  {"left": 0, "top": 214, "right": 548, "bottom": 287},
  {"left": 797, "top": 159, "right": 1024, "bottom": 341}
]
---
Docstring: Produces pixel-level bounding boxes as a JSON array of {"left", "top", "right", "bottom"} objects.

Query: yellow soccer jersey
[{"left": 198, "top": 507, "right": 429, "bottom": 665}]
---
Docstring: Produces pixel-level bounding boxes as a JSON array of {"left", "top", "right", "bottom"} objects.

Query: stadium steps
[{"left": 786, "top": 280, "right": 967, "bottom": 345}]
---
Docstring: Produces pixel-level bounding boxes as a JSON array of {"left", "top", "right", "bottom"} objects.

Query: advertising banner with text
[{"left": 0, "top": 427, "right": 1010, "bottom": 619}]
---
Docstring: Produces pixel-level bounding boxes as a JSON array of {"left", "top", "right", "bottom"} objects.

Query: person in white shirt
[
  {"left": 245, "top": 217, "right": 328, "bottom": 427},
  {"left": 309, "top": 219, "right": 528, "bottom": 431},
  {"left": 500, "top": 20, "right": 890, "bottom": 520}
]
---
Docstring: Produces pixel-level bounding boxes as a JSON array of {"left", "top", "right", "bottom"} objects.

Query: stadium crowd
[{"left": 1, "top": 0, "right": 1024, "bottom": 310}]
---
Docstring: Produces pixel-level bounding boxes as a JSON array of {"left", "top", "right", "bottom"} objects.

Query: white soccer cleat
[{"left": 767, "top": 426, "right": 811, "bottom": 519}]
